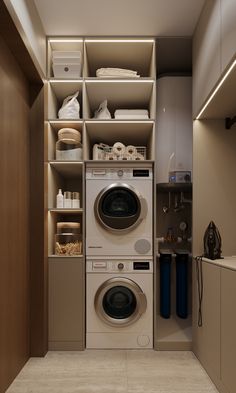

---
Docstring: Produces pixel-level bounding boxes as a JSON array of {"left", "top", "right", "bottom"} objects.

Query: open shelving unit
[{"left": 46, "top": 36, "right": 156, "bottom": 351}]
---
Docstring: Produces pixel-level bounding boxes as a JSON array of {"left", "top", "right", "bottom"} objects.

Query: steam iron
[{"left": 203, "top": 221, "right": 222, "bottom": 260}]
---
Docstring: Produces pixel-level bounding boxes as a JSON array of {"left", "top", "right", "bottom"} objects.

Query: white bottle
[
  {"left": 64, "top": 191, "right": 72, "bottom": 208},
  {"left": 56, "top": 189, "right": 64, "bottom": 208}
]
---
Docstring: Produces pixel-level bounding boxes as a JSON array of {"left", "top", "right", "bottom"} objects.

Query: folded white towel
[
  {"left": 96, "top": 68, "right": 140, "bottom": 78},
  {"left": 114, "top": 109, "right": 149, "bottom": 119}
]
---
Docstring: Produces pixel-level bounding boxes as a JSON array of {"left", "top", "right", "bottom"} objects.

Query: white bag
[
  {"left": 94, "top": 99, "right": 111, "bottom": 119},
  {"left": 58, "top": 91, "right": 80, "bottom": 119}
]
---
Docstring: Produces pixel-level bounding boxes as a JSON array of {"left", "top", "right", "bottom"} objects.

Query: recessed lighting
[
  {"left": 85, "top": 39, "right": 154, "bottom": 43},
  {"left": 48, "top": 39, "right": 83, "bottom": 43},
  {"left": 49, "top": 79, "right": 82, "bottom": 83},
  {"left": 85, "top": 79, "right": 154, "bottom": 83},
  {"left": 196, "top": 59, "right": 236, "bottom": 119}
]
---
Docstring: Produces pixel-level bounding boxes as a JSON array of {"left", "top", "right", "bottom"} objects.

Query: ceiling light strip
[
  {"left": 196, "top": 59, "right": 236, "bottom": 119},
  {"left": 48, "top": 39, "right": 83, "bottom": 43},
  {"left": 85, "top": 79, "right": 154, "bottom": 83},
  {"left": 49, "top": 79, "right": 82, "bottom": 83},
  {"left": 85, "top": 120, "right": 153, "bottom": 124},
  {"left": 85, "top": 39, "right": 154, "bottom": 43}
]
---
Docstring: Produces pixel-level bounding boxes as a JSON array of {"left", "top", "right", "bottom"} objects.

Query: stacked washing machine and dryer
[{"left": 86, "top": 164, "right": 154, "bottom": 348}]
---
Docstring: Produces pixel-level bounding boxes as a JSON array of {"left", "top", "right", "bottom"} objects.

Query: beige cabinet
[
  {"left": 193, "top": 0, "right": 221, "bottom": 117},
  {"left": 192, "top": 261, "right": 221, "bottom": 384},
  {"left": 48, "top": 257, "right": 85, "bottom": 350},
  {"left": 221, "top": 0, "right": 236, "bottom": 72},
  {"left": 156, "top": 76, "right": 192, "bottom": 183},
  {"left": 221, "top": 269, "right": 236, "bottom": 393}
]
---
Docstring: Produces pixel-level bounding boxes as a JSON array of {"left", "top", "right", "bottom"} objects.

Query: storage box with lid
[
  {"left": 56, "top": 128, "right": 82, "bottom": 160},
  {"left": 52, "top": 50, "right": 82, "bottom": 78},
  {"left": 55, "top": 222, "right": 82, "bottom": 256}
]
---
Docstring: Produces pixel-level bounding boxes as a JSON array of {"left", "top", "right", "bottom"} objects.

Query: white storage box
[
  {"left": 52, "top": 50, "right": 81, "bottom": 60},
  {"left": 52, "top": 50, "right": 82, "bottom": 78},
  {"left": 53, "top": 63, "right": 82, "bottom": 78}
]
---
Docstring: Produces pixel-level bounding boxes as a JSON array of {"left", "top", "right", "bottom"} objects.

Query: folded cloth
[
  {"left": 114, "top": 109, "right": 149, "bottom": 119},
  {"left": 96, "top": 68, "right": 140, "bottom": 78}
]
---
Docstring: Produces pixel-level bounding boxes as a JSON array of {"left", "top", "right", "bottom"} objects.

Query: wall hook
[{"left": 225, "top": 116, "right": 236, "bottom": 129}]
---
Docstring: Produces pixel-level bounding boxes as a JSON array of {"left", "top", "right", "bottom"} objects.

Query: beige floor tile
[{"left": 6, "top": 350, "right": 219, "bottom": 393}]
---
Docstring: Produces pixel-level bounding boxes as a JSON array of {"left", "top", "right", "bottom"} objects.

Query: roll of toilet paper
[
  {"left": 126, "top": 145, "right": 137, "bottom": 155},
  {"left": 106, "top": 152, "right": 117, "bottom": 160},
  {"left": 112, "top": 142, "right": 126, "bottom": 156}
]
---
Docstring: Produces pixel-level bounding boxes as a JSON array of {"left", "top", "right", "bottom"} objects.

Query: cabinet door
[
  {"left": 192, "top": 261, "right": 221, "bottom": 383},
  {"left": 221, "top": 0, "right": 236, "bottom": 72},
  {"left": 156, "top": 76, "right": 192, "bottom": 183},
  {"left": 48, "top": 258, "right": 84, "bottom": 350},
  {"left": 221, "top": 269, "right": 236, "bottom": 393},
  {"left": 193, "top": 0, "right": 221, "bottom": 117}
]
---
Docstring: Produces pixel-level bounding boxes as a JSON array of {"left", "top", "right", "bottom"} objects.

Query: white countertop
[{"left": 202, "top": 256, "right": 236, "bottom": 271}]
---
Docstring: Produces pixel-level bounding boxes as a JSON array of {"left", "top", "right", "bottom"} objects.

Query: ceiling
[{"left": 33, "top": 0, "right": 206, "bottom": 37}]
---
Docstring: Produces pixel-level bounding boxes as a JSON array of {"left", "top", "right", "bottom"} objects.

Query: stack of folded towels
[{"left": 96, "top": 68, "right": 140, "bottom": 78}]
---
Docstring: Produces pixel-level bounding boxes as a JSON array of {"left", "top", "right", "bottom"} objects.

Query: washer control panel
[
  {"left": 86, "top": 167, "right": 153, "bottom": 180},
  {"left": 87, "top": 259, "right": 153, "bottom": 273}
]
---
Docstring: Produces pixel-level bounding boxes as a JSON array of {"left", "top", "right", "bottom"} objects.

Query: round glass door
[
  {"left": 95, "top": 183, "right": 147, "bottom": 232},
  {"left": 103, "top": 286, "right": 137, "bottom": 319},
  {"left": 95, "top": 277, "right": 147, "bottom": 327}
]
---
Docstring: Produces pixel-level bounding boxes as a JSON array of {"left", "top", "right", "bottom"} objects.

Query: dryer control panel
[
  {"left": 87, "top": 259, "right": 153, "bottom": 273},
  {"left": 86, "top": 167, "right": 153, "bottom": 180}
]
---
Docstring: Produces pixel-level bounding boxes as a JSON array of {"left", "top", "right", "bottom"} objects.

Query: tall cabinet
[{"left": 46, "top": 37, "right": 156, "bottom": 350}]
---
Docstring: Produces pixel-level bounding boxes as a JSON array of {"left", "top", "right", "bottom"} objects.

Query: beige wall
[
  {"left": 193, "top": 119, "right": 236, "bottom": 256},
  {"left": 4, "top": 0, "right": 46, "bottom": 77}
]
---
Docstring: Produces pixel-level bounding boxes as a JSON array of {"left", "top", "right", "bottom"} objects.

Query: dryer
[
  {"left": 86, "top": 165, "right": 153, "bottom": 256},
  {"left": 86, "top": 258, "right": 153, "bottom": 349}
]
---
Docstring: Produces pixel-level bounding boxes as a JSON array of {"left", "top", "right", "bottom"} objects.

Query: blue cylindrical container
[
  {"left": 160, "top": 253, "right": 172, "bottom": 318},
  {"left": 176, "top": 252, "right": 189, "bottom": 319}
]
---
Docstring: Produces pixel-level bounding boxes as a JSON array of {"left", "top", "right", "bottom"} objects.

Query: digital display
[
  {"left": 133, "top": 170, "right": 149, "bottom": 177},
  {"left": 133, "top": 262, "right": 150, "bottom": 270}
]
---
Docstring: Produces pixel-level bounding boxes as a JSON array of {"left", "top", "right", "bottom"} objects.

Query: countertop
[{"left": 202, "top": 256, "right": 236, "bottom": 271}]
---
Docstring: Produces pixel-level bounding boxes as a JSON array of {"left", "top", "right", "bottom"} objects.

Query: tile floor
[{"left": 6, "top": 350, "right": 219, "bottom": 393}]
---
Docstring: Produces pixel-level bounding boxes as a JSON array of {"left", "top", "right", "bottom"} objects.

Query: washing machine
[
  {"left": 86, "top": 165, "right": 153, "bottom": 256},
  {"left": 86, "top": 258, "right": 153, "bottom": 349}
]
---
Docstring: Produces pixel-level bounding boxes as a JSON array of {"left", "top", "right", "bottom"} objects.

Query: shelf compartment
[
  {"left": 84, "top": 120, "right": 155, "bottom": 160},
  {"left": 47, "top": 38, "right": 84, "bottom": 79},
  {"left": 47, "top": 80, "right": 83, "bottom": 119},
  {"left": 48, "top": 211, "right": 83, "bottom": 257},
  {"left": 47, "top": 121, "right": 84, "bottom": 161},
  {"left": 48, "top": 162, "right": 83, "bottom": 210},
  {"left": 83, "top": 80, "right": 155, "bottom": 119},
  {"left": 84, "top": 39, "right": 155, "bottom": 78}
]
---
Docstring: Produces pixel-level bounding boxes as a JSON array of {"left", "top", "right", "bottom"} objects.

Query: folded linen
[
  {"left": 114, "top": 109, "right": 149, "bottom": 119},
  {"left": 96, "top": 68, "right": 140, "bottom": 78}
]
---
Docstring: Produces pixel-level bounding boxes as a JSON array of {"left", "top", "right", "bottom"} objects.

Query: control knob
[{"left": 117, "top": 170, "right": 124, "bottom": 177}]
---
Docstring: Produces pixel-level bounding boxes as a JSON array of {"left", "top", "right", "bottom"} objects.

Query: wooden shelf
[
  {"left": 84, "top": 39, "right": 155, "bottom": 78},
  {"left": 48, "top": 120, "right": 83, "bottom": 131},
  {"left": 84, "top": 79, "right": 155, "bottom": 119},
  {"left": 49, "top": 208, "right": 83, "bottom": 214},
  {"left": 48, "top": 255, "right": 84, "bottom": 258},
  {"left": 49, "top": 161, "right": 83, "bottom": 177},
  {"left": 84, "top": 120, "right": 155, "bottom": 161}
]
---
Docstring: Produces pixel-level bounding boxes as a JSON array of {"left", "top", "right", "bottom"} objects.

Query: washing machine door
[
  {"left": 94, "top": 183, "right": 147, "bottom": 233},
  {"left": 94, "top": 277, "right": 147, "bottom": 327}
]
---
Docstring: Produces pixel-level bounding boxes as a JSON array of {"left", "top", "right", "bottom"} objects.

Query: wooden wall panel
[
  {"left": 29, "top": 83, "right": 48, "bottom": 357},
  {"left": 0, "top": 34, "right": 30, "bottom": 393}
]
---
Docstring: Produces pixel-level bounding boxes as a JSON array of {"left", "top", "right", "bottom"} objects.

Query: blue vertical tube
[
  {"left": 176, "top": 252, "right": 188, "bottom": 319},
  {"left": 160, "top": 253, "right": 172, "bottom": 318}
]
